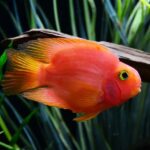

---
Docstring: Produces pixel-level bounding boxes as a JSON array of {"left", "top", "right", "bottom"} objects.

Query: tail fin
[{"left": 1, "top": 49, "right": 44, "bottom": 95}]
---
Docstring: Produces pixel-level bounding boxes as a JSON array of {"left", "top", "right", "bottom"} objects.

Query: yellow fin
[
  {"left": 22, "top": 87, "right": 69, "bottom": 109},
  {"left": 73, "top": 111, "right": 100, "bottom": 122},
  {"left": 2, "top": 49, "right": 43, "bottom": 95},
  {"left": 18, "top": 38, "right": 100, "bottom": 63}
]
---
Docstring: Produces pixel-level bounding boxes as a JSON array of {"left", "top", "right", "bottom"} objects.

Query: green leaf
[
  {"left": 0, "top": 141, "right": 17, "bottom": 150},
  {"left": 10, "top": 109, "right": 38, "bottom": 145},
  {"left": 0, "top": 51, "right": 7, "bottom": 80},
  {"left": 0, "top": 115, "right": 12, "bottom": 141},
  {"left": 69, "top": 0, "right": 77, "bottom": 36},
  {"left": 29, "top": 0, "right": 44, "bottom": 28},
  {"left": 0, "top": 1, "right": 22, "bottom": 34},
  {"left": 140, "top": 0, "right": 150, "bottom": 9},
  {"left": 117, "top": 0, "right": 123, "bottom": 19},
  {"left": 53, "top": 0, "right": 61, "bottom": 31},
  {"left": 102, "top": 0, "right": 128, "bottom": 45}
]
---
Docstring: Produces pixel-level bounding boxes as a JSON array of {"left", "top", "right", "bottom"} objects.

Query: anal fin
[{"left": 22, "top": 87, "right": 69, "bottom": 109}]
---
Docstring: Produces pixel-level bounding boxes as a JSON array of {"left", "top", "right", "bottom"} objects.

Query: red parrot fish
[{"left": 1, "top": 38, "right": 141, "bottom": 121}]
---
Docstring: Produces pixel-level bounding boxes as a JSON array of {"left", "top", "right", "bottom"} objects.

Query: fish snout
[{"left": 130, "top": 76, "right": 141, "bottom": 97}]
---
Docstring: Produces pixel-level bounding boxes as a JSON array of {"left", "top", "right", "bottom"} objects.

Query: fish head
[
  {"left": 114, "top": 62, "right": 141, "bottom": 104},
  {"left": 103, "top": 62, "right": 141, "bottom": 106}
]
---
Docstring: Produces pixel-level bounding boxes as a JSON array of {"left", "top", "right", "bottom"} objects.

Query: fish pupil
[
  {"left": 122, "top": 72, "right": 128, "bottom": 79},
  {"left": 119, "top": 71, "right": 128, "bottom": 80}
]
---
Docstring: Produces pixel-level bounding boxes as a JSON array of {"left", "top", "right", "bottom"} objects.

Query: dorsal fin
[{"left": 18, "top": 38, "right": 107, "bottom": 63}]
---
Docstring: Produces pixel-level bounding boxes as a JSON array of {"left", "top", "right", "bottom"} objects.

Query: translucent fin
[
  {"left": 18, "top": 38, "right": 105, "bottom": 63},
  {"left": 2, "top": 72, "right": 39, "bottom": 95},
  {"left": 2, "top": 49, "right": 43, "bottom": 95},
  {"left": 22, "top": 87, "right": 69, "bottom": 109},
  {"left": 73, "top": 111, "right": 100, "bottom": 122}
]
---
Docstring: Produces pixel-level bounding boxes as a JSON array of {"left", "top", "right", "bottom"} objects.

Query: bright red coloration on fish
[{"left": 1, "top": 38, "right": 141, "bottom": 121}]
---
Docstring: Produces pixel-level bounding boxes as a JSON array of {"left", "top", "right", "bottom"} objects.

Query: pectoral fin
[{"left": 73, "top": 111, "right": 100, "bottom": 122}]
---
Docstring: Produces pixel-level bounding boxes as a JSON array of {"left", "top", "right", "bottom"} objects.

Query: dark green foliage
[{"left": 0, "top": 0, "right": 149, "bottom": 150}]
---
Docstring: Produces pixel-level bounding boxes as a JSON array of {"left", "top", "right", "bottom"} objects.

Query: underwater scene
[{"left": 0, "top": 0, "right": 150, "bottom": 150}]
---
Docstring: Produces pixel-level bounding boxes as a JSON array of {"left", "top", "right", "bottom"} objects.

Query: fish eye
[{"left": 119, "top": 70, "right": 129, "bottom": 80}]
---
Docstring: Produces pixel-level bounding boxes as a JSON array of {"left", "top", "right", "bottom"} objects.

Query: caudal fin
[{"left": 1, "top": 49, "right": 44, "bottom": 95}]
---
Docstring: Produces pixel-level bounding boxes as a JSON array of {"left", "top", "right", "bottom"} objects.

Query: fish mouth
[
  {"left": 131, "top": 73, "right": 141, "bottom": 97},
  {"left": 138, "top": 88, "right": 141, "bottom": 93},
  {"left": 131, "top": 87, "right": 141, "bottom": 97}
]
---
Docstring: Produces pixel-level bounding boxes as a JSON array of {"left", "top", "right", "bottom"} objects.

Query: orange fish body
[{"left": 2, "top": 38, "right": 141, "bottom": 121}]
